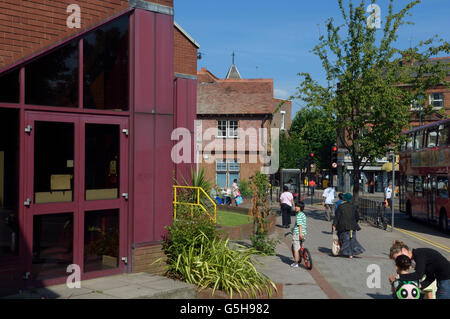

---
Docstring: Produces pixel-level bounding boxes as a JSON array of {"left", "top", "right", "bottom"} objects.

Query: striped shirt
[{"left": 293, "top": 211, "right": 307, "bottom": 236}]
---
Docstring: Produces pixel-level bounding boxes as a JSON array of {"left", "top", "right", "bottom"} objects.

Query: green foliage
[
  {"left": 238, "top": 179, "right": 253, "bottom": 198},
  {"left": 249, "top": 231, "right": 278, "bottom": 256},
  {"left": 163, "top": 214, "right": 218, "bottom": 268},
  {"left": 248, "top": 172, "right": 279, "bottom": 255},
  {"left": 174, "top": 231, "right": 277, "bottom": 299},
  {"left": 282, "top": 107, "right": 337, "bottom": 170},
  {"left": 295, "top": 0, "right": 450, "bottom": 199}
]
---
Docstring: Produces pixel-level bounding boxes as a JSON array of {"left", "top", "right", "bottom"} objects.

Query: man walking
[
  {"left": 322, "top": 185, "right": 336, "bottom": 221},
  {"left": 384, "top": 183, "right": 393, "bottom": 208}
]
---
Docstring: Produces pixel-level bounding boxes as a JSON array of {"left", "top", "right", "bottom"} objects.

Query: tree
[
  {"left": 295, "top": 0, "right": 449, "bottom": 202},
  {"left": 290, "top": 107, "right": 337, "bottom": 170},
  {"left": 279, "top": 108, "right": 336, "bottom": 170}
]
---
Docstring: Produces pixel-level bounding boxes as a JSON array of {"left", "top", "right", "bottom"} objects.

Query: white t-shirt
[
  {"left": 385, "top": 187, "right": 392, "bottom": 199},
  {"left": 323, "top": 187, "right": 336, "bottom": 204},
  {"left": 280, "top": 192, "right": 293, "bottom": 207}
]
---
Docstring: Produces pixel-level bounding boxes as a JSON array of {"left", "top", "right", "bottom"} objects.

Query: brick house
[
  {"left": 197, "top": 63, "right": 285, "bottom": 190},
  {"left": 0, "top": 0, "right": 198, "bottom": 293}
]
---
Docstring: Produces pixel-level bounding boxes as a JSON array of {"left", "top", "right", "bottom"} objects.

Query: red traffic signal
[
  {"left": 332, "top": 146, "right": 338, "bottom": 152},
  {"left": 310, "top": 153, "right": 315, "bottom": 158}
]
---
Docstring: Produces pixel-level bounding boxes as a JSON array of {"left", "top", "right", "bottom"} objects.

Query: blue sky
[{"left": 174, "top": 0, "right": 450, "bottom": 118}]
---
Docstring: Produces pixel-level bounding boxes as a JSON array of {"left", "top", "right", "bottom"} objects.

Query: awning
[{"left": 382, "top": 156, "right": 399, "bottom": 172}]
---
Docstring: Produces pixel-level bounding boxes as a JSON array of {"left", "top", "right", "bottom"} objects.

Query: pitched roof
[
  {"left": 197, "top": 68, "right": 274, "bottom": 115},
  {"left": 225, "top": 64, "right": 242, "bottom": 79}
]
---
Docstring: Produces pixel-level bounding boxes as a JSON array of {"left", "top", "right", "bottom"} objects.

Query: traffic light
[
  {"left": 308, "top": 153, "right": 315, "bottom": 174},
  {"left": 331, "top": 146, "right": 338, "bottom": 175}
]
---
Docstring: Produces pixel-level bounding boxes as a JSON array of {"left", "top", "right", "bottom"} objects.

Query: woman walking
[
  {"left": 332, "top": 193, "right": 365, "bottom": 258},
  {"left": 280, "top": 185, "right": 294, "bottom": 228}
]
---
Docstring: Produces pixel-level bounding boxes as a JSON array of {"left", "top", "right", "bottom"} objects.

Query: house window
[
  {"left": 429, "top": 93, "right": 444, "bottom": 109},
  {"left": 215, "top": 160, "right": 240, "bottom": 189},
  {"left": 217, "top": 120, "right": 239, "bottom": 138}
]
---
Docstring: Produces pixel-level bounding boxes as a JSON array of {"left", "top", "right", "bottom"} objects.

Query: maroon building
[{"left": 0, "top": 0, "right": 198, "bottom": 293}]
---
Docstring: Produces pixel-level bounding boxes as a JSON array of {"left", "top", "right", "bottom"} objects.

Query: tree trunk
[{"left": 352, "top": 165, "right": 360, "bottom": 205}]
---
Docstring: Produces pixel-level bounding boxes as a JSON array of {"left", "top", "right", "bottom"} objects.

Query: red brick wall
[
  {"left": 174, "top": 26, "right": 197, "bottom": 76},
  {"left": 152, "top": 0, "right": 173, "bottom": 8},
  {"left": 0, "top": 0, "right": 176, "bottom": 69}
]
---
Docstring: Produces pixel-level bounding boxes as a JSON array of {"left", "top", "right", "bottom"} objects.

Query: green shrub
[
  {"left": 238, "top": 179, "right": 253, "bottom": 198},
  {"left": 162, "top": 213, "right": 218, "bottom": 267},
  {"left": 174, "top": 231, "right": 277, "bottom": 299},
  {"left": 249, "top": 231, "right": 278, "bottom": 256}
]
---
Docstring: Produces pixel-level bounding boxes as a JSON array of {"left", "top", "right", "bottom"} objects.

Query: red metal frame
[{"left": 23, "top": 112, "right": 129, "bottom": 286}]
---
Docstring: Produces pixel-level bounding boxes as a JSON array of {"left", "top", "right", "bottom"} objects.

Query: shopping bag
[
  {"left": 332, "top": 231, "right": 340, "bottom": 256},
  {"left": 235, "top": 196, "right": 243, "bottom": 205}
]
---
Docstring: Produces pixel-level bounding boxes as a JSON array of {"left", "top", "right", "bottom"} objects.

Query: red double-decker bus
[{"left": 399, "top": 118, "right": 450, "bottom": 233}]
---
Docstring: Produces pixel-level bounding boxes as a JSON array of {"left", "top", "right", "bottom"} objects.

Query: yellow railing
[{"left": 173, "top": 186, "right": 217, "bottom": 223}]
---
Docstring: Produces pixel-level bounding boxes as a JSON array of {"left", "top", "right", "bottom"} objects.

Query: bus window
[
  {"left": 406, "top": 134, "right": 413, "bottom": 151},
  {"left": 438, "top": 124, "right": 449, "bottom": 146},
  {"left": 437, "top": 177, "right": 449, "bottom": 199},
  {"left": 406, "top": 176, "right": 414, "bottom": 193},
  {"left": 427, "top": 129, "right": 438, "bottom": 148},
  {"left": 414, "top": 131, "right": 423, "bottom": 150},
  {"left": 414, "top": 176, "right": 424, "bottom": 197}
]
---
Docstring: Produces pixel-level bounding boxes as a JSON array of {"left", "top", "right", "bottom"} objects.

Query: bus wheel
[{"left": 439, "top": 209, "right": 448, "bottom": 234}]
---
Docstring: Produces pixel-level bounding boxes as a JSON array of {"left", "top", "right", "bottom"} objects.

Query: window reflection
[
  {"left": 85, "top": 124, "right": 120, "bottom": 200},
  {"left": 32, "top": 213, "right": 73, "bottom": 279},
  {"left": 84, "top": 210, "right": 119, "bottom": 272},
  {"left": 0, "top": 109, "right": 19, "bottom": 258},
  {"left": 0, "top": 69, "right": 20, "bottom": 104},
  {"left": 34, "top": 122, "right": 74, "bottom": 204},
  {"left": 83, "top": 15, "right": 129, "bottom": 111},
  {"left": 25, "top": 41, "right": 78, "bottom": 107}
]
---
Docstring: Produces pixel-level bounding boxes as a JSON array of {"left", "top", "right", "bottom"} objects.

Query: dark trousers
[{"left": 281, "top": 203, "right": 292, "bottom": 227}]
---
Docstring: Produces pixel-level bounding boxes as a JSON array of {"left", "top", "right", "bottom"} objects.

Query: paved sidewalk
[{"left": 2, "top": 273, "right": 196, "bottom": 299}]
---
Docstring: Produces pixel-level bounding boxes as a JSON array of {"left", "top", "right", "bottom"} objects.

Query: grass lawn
[{"left": 216, "top": 210, "right": 253, "bottom": 227}]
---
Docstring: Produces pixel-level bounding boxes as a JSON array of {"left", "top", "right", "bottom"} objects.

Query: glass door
[
  {"left": 23, "top": 112, "right": 128, "bottom": 283},
  {"left": 80, "top": 116, "right": 128, "bottom": 278}
]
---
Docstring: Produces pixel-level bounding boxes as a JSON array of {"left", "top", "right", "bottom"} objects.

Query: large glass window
[
  {"left": 414, "top": 131, "right": 423, "bottom": 150},
  {"left": 32, "top": 213, "right": 74, "bottom": 279},
  {"left": 438, "top": 124, "right": 449, "bottom": 146},
  {"left": 427, "top": 129, "right": 438, "bottom": 148},
  {"left": 414, "top": 176, "right": 424, "bottom": 197},
  {"left": 34, "top": 122, "right": 74, "bottom": 204},
  {"left": 437, "top": 177, "right": 449, "bottom": 199},
  {"left": 0, "top": 109, "right": 19, "bottom": 258},
  {"left": 85, "top": 124, "right": 120, "bottom": 200},
  {"left": 406, "top": 176, "right": 414, "bottom": 193},
  {"left": 83, "top": 15, "right": 129, "bottom": 111},
  {"left": 0, "top": 69, "right": 20, "bottom": 104},
  {"left": 25, "top": 41, "right": 78, "bottom": 107},
  {"left": 84, "top": 210, "right": 119, "bottom": 272}
]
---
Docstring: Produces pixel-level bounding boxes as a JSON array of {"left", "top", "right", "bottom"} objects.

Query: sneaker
[{"left": 290, "top": 263, "right": 299, "bottom": 268}]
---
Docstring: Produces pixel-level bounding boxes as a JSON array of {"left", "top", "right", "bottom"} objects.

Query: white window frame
[
  {"left": 429, "top": 93, "right": 444, "bottom": 109},
  {"left": 280, "top": 110, "right": 286, "bottom": 131},
  {"left": 217, "top": 120, "right": 239, "bottom": 139}
]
